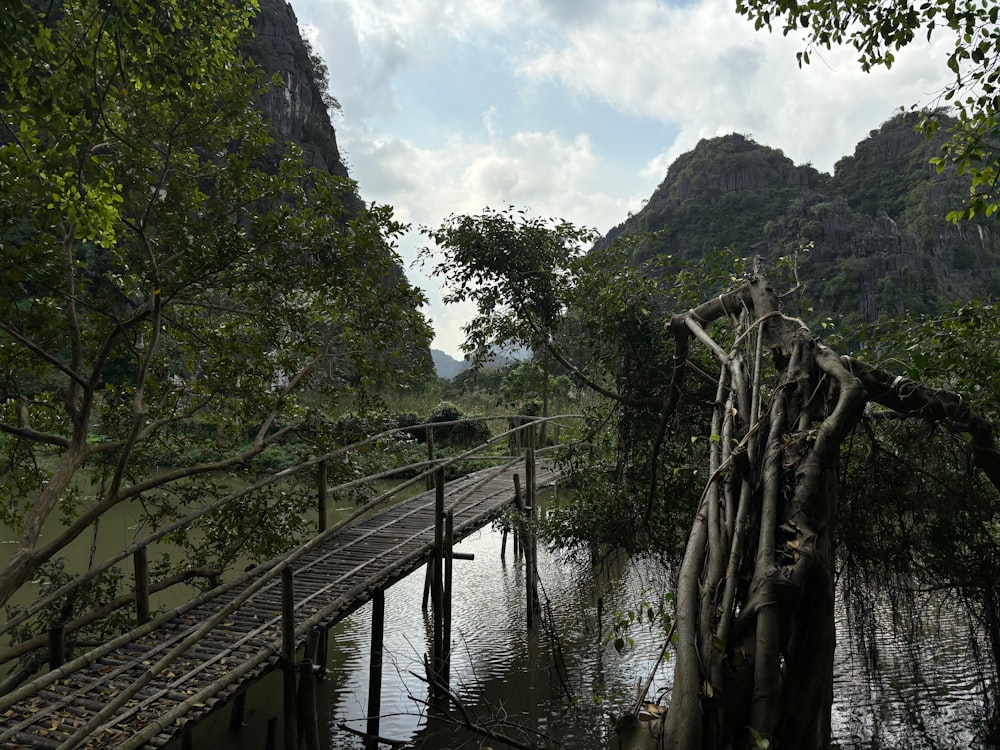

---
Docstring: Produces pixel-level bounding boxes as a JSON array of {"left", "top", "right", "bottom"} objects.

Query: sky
[{"left": 288, "top": 0, "right": 954, "bottom": 359}]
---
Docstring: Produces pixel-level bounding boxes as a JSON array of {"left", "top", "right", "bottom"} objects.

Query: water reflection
[
  {"left": 315, "top": 525, "right": 990, "bottom": 750},
  {"left": 136, "top": 502, "right": 995, "bottom": 750}
]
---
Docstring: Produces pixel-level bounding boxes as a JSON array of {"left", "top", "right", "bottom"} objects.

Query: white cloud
[
  {"left": 289, "top": 0, "right": 962, "bottom": 356},
  {"left": 514, "top": 0, "right": 954, "bottom": 172},
  {"left": 345, "top": 120, "right": 635, "bottom": 356}
]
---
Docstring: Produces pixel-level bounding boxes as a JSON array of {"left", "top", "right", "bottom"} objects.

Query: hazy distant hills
[
  {"left": 601, "top": 113, "right": 1000, "bottom": 325},
  {"left": 431, "top": 349, "right": 470, "bottom": 379}
]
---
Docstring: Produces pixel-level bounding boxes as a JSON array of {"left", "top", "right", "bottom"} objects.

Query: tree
[
  {"left": 426, "top": 208, "right": 1000, "bottom": 746},
  {"left": 0, "top": 1, "right": 430, "bottom": 610},
  {"left": 652, "top": 269, "right": 1000, "bottom": 748},
  {"left": 425, "top": 209, "right": 712, "bottom": 552},
  {"left": 736, "top": 0, "right": 1000, "bottom": 220}
]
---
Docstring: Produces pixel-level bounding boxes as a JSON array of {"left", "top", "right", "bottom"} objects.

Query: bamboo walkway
[{"left": 0, "top": 463, "right": 557, "bottom": 750}]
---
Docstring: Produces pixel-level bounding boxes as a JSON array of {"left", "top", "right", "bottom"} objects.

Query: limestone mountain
[
  {"left": 602, "top": 114, "right": 1000, "bottom": 326},
  {"left": 245, "top": 0, "right": 432, "bottom": 376},
  {"left": 245, "top": 0, "right": 352, "bottom": 181}
]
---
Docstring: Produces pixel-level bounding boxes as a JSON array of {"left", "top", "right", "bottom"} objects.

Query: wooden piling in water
[
  {"left": 513, "top": 473, "right": 524, "bottom": 561},
  {"left": 265, "top": 717, "right": 277, "bottom": 750},
  {"left": 431, "top": 467, "right": 445, "bottom": 698},
  {"left": 297, "top": 659, "right": 320, "bottom": 750},
  {"left": 281, "top": 567, "right": 297, "bottom": 750},
  {"left": 229, "top": 691, "right": 247, "bottom": 733},
  {"left": 365, "top": 588, "right": 385, "bottom": 750},
  {"left": 48, "top": 625, "right": 64, "bottom": 671},
  {"left": 317, "top": 460, "right": 328, "bottom": 533},
  {"left": 134, "top": 546, "right": 150, "bottom": 625},
  {"left": 443, "top": 509, "right": 454, "bottom": 689},
  {"left": 524, "top": 426, "right": 540, "bottom": 629}
]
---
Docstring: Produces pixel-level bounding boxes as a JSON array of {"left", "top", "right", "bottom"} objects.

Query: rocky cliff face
[
  {"left": 243, "top": 0, "right": 349, "bottom": 178},
  {"left": 603, "top": 117, "right": 1000, "bottom": 324},
  {"left": 242, "top": 1, "right": 431, "bottom": 374}
]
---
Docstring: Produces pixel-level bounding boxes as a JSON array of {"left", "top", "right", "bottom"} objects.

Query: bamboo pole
[
  {"left": 525, "top": 427, "right": 539, "bottom": 628},
  {"left": 265, "top": 717, "right": 277, "bottom": 750},
  {"left": 47, "top": 625, "right": 64, "bottom": 671},
  {"left": 365, "top": 589, "right": 385, "bottom": 750},
  {"left": 443, "top": 510, "right": 454, "bottom": 690},
  {"left": 229, "top": 691, "right": 247, "bottom": 733},
  {"left": 282, "top": 567, "right": 297, "bottom": 750},
  {"left": 513, "top": 473, "right": 524, "bottom": 561},
  {"left": 431, "top": 467, "right": 445, "bottom": 697},
  {"left": 297, "top": 659, "right": 320, "bottom": 750},
  {"left": 317, "top": 460, "right": 328, "bottom": 533},
  {"left": 133, "top": 546, "right": 150, "bottom": 626},
  {"left": 425, "top": 427, "right": 436, "bottom": 490}
]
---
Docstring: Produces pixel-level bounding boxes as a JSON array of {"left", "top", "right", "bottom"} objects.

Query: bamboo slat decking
[{"left": 0, "top": 463, "right": 557, "bottom": 750}]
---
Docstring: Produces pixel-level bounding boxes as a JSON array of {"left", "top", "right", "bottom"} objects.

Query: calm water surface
[
  {"left": 182, "top": 514, "right": 991, "bottom": 750},
  {"left": 3, "top": 487, "right": 990, "bottom": 749}
]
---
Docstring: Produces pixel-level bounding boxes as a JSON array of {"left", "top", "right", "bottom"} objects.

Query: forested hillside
[{"left": 601, "top": 113, "right": 1000, "bottom": 324}]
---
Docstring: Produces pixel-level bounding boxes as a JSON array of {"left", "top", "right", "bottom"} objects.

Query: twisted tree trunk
[{"left": 652, "top": 270, "right": 1000, "bottom": 749}]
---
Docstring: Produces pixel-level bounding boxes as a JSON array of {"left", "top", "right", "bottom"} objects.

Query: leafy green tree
[
  {"left": 0, "top": 1, "right": 430, "bottom": 609},
  {"left": 427, "top": 205, "right": 1000, "bottom": 746},
  {"left": 736, "top": 0, "right": 1000, "bottom": 219},
  {"left": 424, "top": 209, "right": 718, "bottom": 552}
]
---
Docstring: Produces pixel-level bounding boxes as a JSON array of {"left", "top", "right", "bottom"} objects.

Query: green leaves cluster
[
  {"left": 735, "top": 0, "right": 1000, "bottom": 219},
  {"left": 424, "top": 208, "right": 727, "bottom": 552},
  {"left": 422, "top": 207, "right": 600, "bottom": 359},
  {"left": 0, "top": 1, "right": 431, "bottom": 603}
]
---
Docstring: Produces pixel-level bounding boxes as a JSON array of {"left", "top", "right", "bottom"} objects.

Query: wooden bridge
[{"left": 0, "top": 455, "right": 557, "bottom": 750}]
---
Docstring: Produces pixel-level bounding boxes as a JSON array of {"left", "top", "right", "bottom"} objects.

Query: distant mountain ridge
[
  {"left": 432, "top": 349, "right": 469, "bottom": 379},
  {"left": 602, "top": 114, "right": 1000, "bottom": 324}
]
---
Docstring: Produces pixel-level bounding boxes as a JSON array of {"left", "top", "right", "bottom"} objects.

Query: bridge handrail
[
  {"left": 0, "top": 414, "right": 583, "bottom": 740},
  {"left": 0, "top": 414, "right": 582, "bottom": 642}
]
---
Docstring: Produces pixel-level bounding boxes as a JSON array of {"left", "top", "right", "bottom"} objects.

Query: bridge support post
[
  {"left": 134, "top": 546, "right": 150, "bottom": 625},
  {"left": 281, "top": 566, "right": 297, "bottom": 750},
  {"left": 425, "top": 427, "right": 436, "bottom": 490},
  {"left": 513, "top": 474, "right": 524, "bottom": 562},
  {"left": 297, "top": 659, "right": 320, "bottom": 750},
  {"left": 443, "top": 509, "right": 454, "bottom": 690},
  {"left": 431, "top": 467, "right": 446, "bottom": 699},
  {"left": 365, "top": 588, "right": 385, "bottom": 749},
  {"left": 317, "top": 460, "right": 328, "bottom": 533},
  {"left": 228, "top": 690, "right": 247, "bottom": 732},
  {"left": 48, "top": 624, "right": 64, "bottom": 671},
  {"left": 524, "top": 427, "right": 540, "bottom": 630}
]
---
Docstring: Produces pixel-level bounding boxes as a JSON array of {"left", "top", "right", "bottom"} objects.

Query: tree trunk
[{"left": 660, "top": 274, "right": 871, "bottom": 748}]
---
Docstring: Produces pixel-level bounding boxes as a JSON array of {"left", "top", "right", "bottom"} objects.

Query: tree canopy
[
  {"left": 736, "top": 0, "right": 1000, "bottom": 220},
  {"left": 426, "top": 206, "right": 1000, "bottom": 746},
  {"left": 0, "top": 0, "right": 430, "bottom": 610}
]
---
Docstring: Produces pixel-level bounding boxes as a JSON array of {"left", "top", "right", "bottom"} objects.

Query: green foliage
[
  {"left": 735, "top": 0, "right": 1000, "bottom": 220},
  {"left": 422, "top": 207, "right": 600, "bottom": 358},
  {"left": 605, "top": 591, "right": 675, "bottom": 654},
  {"left": 3, "top": 558, "right": 128, "bottom": 658},
  {"left": 0, "top": 1, "right": 431, "bottom": 604},
  {"left": 427, "top": 401, "right": 492, "bottom": 447}
]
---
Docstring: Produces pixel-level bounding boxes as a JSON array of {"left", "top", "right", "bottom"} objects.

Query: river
[
  {"left": 2, "top": 487, "right": 991, "bottom": 748},
  {"left": 177, "top": 508, "right": 992, "bottom": 750}
]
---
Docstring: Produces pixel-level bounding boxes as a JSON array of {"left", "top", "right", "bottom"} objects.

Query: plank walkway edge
[{"left": 0, "top": 463, "right": 558, "bottom": 749}]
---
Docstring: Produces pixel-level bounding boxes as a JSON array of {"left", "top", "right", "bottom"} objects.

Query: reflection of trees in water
[{"left": 839, "top": 420, "right": 1000, "bottom": 747}]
